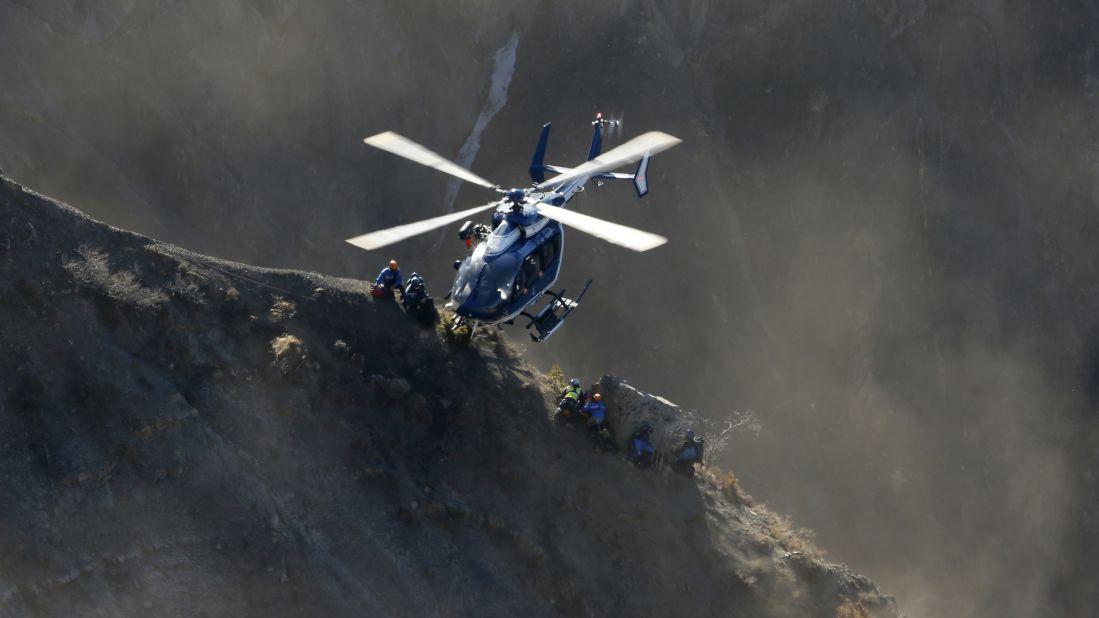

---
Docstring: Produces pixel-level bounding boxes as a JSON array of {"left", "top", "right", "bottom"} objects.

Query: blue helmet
[
  {"left": 569, "top": 378, "right": 580, "bottom": 388},
  {"left": 686, "top": 429, "right": 695, "bottom": 440}
]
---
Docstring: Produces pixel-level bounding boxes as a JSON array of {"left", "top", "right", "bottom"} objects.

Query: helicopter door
[
  {"left": 521, "top": 254, "right": 541, "bottom": 292},
  {"left": 508, "top": 255, "right": 536, "bottom": 300}
]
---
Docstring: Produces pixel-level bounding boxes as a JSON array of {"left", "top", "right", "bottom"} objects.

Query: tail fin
[
  {"left": 587, "top": 122, "right": 603, "bottom": 161},
  {"left": 529, "top": 123, "right": 552, "bottom": 183}
]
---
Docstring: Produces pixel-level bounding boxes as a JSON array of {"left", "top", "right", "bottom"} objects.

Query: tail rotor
[
  {"left": 592, "top": 111, "right": 623, "bottom": 138},
  {"left": 606, "top": 112, "right": 623, "bottom": 138}
]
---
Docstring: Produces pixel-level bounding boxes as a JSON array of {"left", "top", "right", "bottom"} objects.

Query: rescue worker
[
  {"left": 401, "top": 272, "right": 438, "bottom": 325},
  {"left": 630, "top": 422, "right": 657, "bottom": 468},
  {"left": 402, "top": 272, "right": 427, "bottom": 310},
  {"left": 583, "top": 392, "right": 616, "bottom": 451},
  {"left": 672, "top": 429, "right": 705, "bottom": 477},
  {"left": 374, "top": 260, "right": 404, "bottom": 298},
  {"left": 557, "top": 378, "right": 583, "bottom": 419},
  {"left": 583, "top": 393, "right": 607, "bottom": 430}
]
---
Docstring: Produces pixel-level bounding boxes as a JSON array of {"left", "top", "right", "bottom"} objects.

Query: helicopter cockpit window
[
  {"left": 451, "top": 240, "right": 520, "bottom": 315},
  {"left": 485, "top": 221, "right": 521, "bottom": 255},
  {"left": 450, "top": 246, "right": 483, "bottom": 307},
  {"left": 477, "top": 251, "right": 519, "bottom": 309}
]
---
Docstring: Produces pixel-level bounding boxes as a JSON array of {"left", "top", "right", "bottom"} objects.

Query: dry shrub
[
  {"left": 65, "top": 244, "right": 167, "bottom": 310},
  {"left": 438, "top": 310, "right": 472, "bottom": 345},
  {"left": 704, "top": 464, "right": 754, "bottom": 506},
  {"left": 545, "top": 365, "right": 567, "bottom": 393},
  {"left": 270, "top": 297, "right": 296, "bottom": 321},
  {"left": 766, "top": 512, "right": 821, "bottom": 557},
  {"left": 836, "top": 598, "right": 872, "bottom": 618},
  {"left": 169, "top": 274, "right": 206, "bottom": 304},
  {"left": 271, "top": 334, "right": 306, "bottom": 374}
]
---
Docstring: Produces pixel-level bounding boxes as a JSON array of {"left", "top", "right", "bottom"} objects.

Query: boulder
[{"left": 598, "top": 376, "right": 696, "bottom": 453}]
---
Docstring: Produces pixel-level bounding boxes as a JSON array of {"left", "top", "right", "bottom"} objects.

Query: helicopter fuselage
[{"left": 448, "top": 186, "right": 583, "bottom": 325}]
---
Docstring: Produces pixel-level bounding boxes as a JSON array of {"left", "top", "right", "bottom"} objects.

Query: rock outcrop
[{"left": 599, "top": 375, "right": 697, "bottom": 453}]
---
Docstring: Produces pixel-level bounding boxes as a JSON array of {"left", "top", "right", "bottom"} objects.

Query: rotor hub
[{"left": 505, "top": 188, "right": 526, "bottom": 204}]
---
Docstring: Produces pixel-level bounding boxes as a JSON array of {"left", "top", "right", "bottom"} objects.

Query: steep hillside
[{"left": 0, "top": 175, "right": 894, "bottom": 616}]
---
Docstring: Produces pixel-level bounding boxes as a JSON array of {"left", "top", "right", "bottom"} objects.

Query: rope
[{"left": 154, "top": 247, "right": 318, "bottom": 303}]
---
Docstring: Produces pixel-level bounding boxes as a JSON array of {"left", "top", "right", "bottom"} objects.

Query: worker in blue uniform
[
  {"left": 584, "top": 392, "right": 617, "bottom": 451},
  {"left": 630, "top": 422, "right": 657, "bottom": 468},
  {"left": 374, "top": 259, "right": 404, "bottom": 298},
  {"left": 673, "top": 429, "right": 705, "bottom": 477},
  {"left": 402, "top": 272, "right": 427, "bottom": 309},
  {"left": 583, "top": 393, "right": 607, "bottom": 430}
]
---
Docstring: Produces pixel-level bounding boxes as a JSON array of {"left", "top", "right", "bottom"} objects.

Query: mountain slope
[{"left": 0, "top": 174, "right": 893, "bottom": 616}]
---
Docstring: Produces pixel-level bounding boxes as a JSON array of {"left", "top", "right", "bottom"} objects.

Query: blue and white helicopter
[{"left": 347, "top": 114, "right": 681, "bottom": 341}]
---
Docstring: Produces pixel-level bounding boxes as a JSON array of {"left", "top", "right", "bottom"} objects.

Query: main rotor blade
[
  {"left": 536, "top": 205, "right": 667, "bottom": 252},
  {"left": 364, "top": 131, "right": 499, "bottom": 189},
  {"left": 536, "top": 131, "right": 681, "bottom": 189},
  {"left": 346, "top": 201, "right": 500, "bottom": 251}
]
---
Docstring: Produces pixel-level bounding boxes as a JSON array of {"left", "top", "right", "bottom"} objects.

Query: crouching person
[
  {"left": 372, "top": 259, "right": 403, "bottom": 299},
  {"left": 401, "top": 272, "right": 438, "bottom": 325},
  {"left": 629, "top": 422, "right": 657, "bottom": 468},
  {"left": 672, "top": 429, "right": 705, "bottom": 477},
  {"left": 583, "top": 393, "right": 616, "bottom": 451},
  {"left": 555, "top": 378, "right": 584, "bottom": 421}
]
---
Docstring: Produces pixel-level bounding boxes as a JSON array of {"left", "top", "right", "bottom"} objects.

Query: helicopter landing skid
[{"left": 522, "top": 279, "right": 593, "bottom": 342}]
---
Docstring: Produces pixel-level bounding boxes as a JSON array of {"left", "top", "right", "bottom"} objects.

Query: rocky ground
[{"left": 0, "top": 175, "right": 895, "bottom": 616}]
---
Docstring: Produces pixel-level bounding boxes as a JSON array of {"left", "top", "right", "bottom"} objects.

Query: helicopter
[{"left": 347, "top": 113, "right": 681, "bottom": 341}]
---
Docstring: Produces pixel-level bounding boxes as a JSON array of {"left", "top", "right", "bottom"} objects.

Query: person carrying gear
[
  {"left": 672, "top": 428, "right": 705, "bottom": 477},
  {"left": 557, "top": 378, "right": 584, "bottom": 419},
  {"left": 401, "top": 272, "right": 438, "bottom": 325},
  {"left": 402, "top": 272, "right": 427, "bottom": 309},
  {"left": 630, "top": 422, "right": 657, "bottom": 468},
  {"left": 373, "top": 259, "right": 404, "bottom": 298}
]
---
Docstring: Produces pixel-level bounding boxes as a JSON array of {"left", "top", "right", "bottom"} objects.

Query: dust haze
[{"left": 3, "top": 1, "right": 1098, "bottom": 616}]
